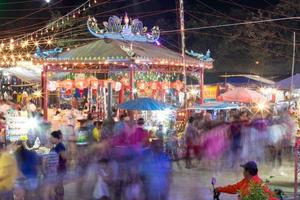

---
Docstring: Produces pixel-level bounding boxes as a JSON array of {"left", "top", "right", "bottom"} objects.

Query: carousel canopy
[
  {"left": 46, "top": 40, "right": 200, "bottom": 66},
  {"left": 118, "top": 98, "right": 174, "bottom": 111},
  {"left": 39, "top": 14, "right": 213, "bottom": 72},
  {"left": 217, "top": 87, "right": 266, "bottom": 104},
  {"left": 275, "top": 73, "right": 300, "bottom": 90}
]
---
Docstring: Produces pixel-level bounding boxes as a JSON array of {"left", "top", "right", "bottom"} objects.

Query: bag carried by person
[{"left": 93, "top": 171, "right": 109, "bottom": 199}]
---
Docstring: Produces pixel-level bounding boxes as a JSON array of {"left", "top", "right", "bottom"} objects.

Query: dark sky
[{"left": 0, "top": 0, "right": 279, "bottom": 38}]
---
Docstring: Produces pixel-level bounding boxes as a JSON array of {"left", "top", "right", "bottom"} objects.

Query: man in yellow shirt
[{"left": 0, "top": 143, "right": 18, "bottom": 200}]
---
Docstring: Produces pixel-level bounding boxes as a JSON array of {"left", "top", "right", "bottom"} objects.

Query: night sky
[
  {"left": 0, "top": 0, "right": 297, "bottom": 76},
  {"left": 0, "top": 0, "right": 279, "bottom": 37}
]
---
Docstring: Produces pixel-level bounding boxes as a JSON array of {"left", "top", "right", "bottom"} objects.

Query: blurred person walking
[
  {"left": 184, "top": 117, "right": 197, "bottom": 168},
  {"left": 140, "top": 139, "right": 172, "bottom": 200},
  {"left": 229, "top": 114, "right": 242, "bottom": 168},
  {"left": 0, "top": 142, "right": 17, "bottom": 200},
  {"left": 41, "top": 140, "right": 59, "bottom": 200},
  {"left": 50, "top": 130, "right": 67, "bottom": 200},
  {"left": 15, "top": 141, "right": 40, "bottom": 200}
]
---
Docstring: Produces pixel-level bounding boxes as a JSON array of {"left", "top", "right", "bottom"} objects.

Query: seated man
[{"left": 216, "top": 161, "right": 278, "bottom": 200}]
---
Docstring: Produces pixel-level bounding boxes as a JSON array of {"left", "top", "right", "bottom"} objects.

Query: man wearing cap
[{"left": 216, "top": 161, "right": 278, "bottom": 200}]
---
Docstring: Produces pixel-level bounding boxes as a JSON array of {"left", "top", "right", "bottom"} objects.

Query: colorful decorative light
[
  {"left": 63, "top": 79, "right": 73, "bottom": 90},
  {"left": 48, "top": 81, "right": 57, "bottom": 91},
  {"left": 75, "top": 79, "right": 87, "bottom": 90}
]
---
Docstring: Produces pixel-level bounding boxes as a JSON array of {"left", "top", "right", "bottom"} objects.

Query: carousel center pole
[
  {"left": 42, "top": 65, "right": 48, "bottom": 120},
  {"left": 130, "top": 64, "right": 135, "bottom": 100},
  {"left": 199, "top": 67, "right": 204, "bottom": 104}
]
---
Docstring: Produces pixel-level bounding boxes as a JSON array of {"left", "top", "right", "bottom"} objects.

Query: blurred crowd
[
  {"left": 0, "top": 108, "right": 297, "bottom": 200},
  {"left": 0, "top": 114, "right": 173, "bottom": 200},
  {"left": 184, "top": 110, "right": 296, "bottom": 171}
]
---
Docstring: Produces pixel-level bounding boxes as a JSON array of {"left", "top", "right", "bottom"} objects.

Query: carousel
[{"left": 35, "top": 14, "right": 214, "bottom": 122}]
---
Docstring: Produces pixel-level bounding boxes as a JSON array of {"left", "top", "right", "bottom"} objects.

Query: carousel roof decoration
[
  {"left": 36, "top": 14, "right": 214, "bottom": 72},
  {"left": 34, "top": 47, "right": 63, "bottom": 59},
  {"left": 185, "top": 49, "right": 214, "bottom": 62},
  {"left": 87, "top": 13, "right": 160, "bottom": 43}
]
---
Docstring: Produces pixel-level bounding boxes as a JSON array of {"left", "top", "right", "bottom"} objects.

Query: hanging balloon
[
  {"left": 63, "top": 79, "right": 74, "bottom": 90},
  {"left": 90, "top": 79, "right": 99, "bottom": 90},
  {"left": 137, "top": 81, "right": 146, "bottom": 91},
  {"left": 56, "top": 80, "right": 62, "bottom": 88},
  {"left": 175, "top": 80, "right": 184, "bottom": 91},
  {"left": 75, "top": 79, "right": 87, "bottom": 90},
  {"left": 98, "top": 80, "right": 104, "bottom": 87},
  {"left": 120, "top": 77, "right": 130, "bottom": 87},
  {"left": 151, "top": 81, "right": 158, "bottom": 90},
  {"left": 48, "top": 81, "right": 57, "bottom": 92},
  {"left": 115, "top": 82, "right": 122, "bottom": 92},
  {"left": 161, "top": 81, "right": 169, "bottom": 91},
  {"left": 86, "top": 77, "right": 97, "bottom": 85}
]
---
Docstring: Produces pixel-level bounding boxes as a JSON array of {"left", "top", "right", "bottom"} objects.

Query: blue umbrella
[
  {"left": 118, "top": 98, "right": 174, "bottom": 111},
  {"left": 192, "top": 102, "right": 239, "bottom": 111}
]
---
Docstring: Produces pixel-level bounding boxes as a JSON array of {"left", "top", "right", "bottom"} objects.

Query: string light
[
  {"left": 10, "top": 38, "right": 14, "bottom": 43},
  {"left": 47, "top": 39, "right": 53, "bottom": 45},
  {"left": 34, "top": 41, "right": 39, "bottom": 46},
  {"left": 9, "top": 44, "right": 14, "bottom": 51}
]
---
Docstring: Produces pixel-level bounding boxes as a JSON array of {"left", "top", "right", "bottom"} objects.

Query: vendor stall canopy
[
  {"left": 217, "top": 87, "right": 266, "bottom": 104},
  {"left": 275, "top": 73, "right": 300, "bottom": 90},
  {"left": 191, "top": 102, "right": 240, "bottom": 111},
  {"left": 118, "top": 98, "right": 175, "bottom": 111},
  {"left": 220, "top": 74, "right": 275, "bottom": 86},
  {"left": 0, "top": 61, "right": 67, "bottom": 83}
]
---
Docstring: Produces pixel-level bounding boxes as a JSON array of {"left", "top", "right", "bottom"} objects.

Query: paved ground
[{"left": 63, "top": 159, "right": 296, "bottom": 200}]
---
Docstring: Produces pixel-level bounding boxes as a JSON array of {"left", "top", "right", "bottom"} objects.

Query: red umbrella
[{"left": 217, "top": 87, "right": 266, "bottom": 104}]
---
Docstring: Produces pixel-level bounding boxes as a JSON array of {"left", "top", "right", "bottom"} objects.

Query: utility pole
[
  {"left": 291, "top": 32, "right": 296, "bottom": 92},
  {"left": 179, "top": 0, "right": 187, "bottom": 110}
]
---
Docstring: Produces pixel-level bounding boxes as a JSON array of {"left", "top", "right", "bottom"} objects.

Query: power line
[{"left": 161, "top": 17, "right": 300, "bottom": 34}]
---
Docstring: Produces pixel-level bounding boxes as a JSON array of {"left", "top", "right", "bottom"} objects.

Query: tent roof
[
  {"left": 0, "top": 62, "right": 42, "bottom": 83},
  {"left": 0, "top": 61, "right": 66, "bottom": 83},
  {"left": 45, "top": 40, "right": 207, "bottom": 67},
  {"left": 218, "top": 87, "right": 266, "bottom": 103},
  {"left": 220, "top": 74, "right": 275, "bottom": 85},
  {"left": 275, "top": 73, "right": 300, "bottom": 90}
]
